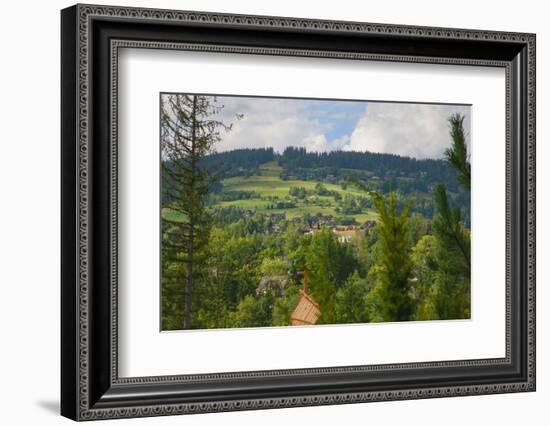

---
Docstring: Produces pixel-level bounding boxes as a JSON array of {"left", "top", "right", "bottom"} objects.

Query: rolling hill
[{"left": 162, "top": 147, "right": 470, "bottom": 227}]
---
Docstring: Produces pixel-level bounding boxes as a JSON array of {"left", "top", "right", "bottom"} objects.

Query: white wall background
[{"left": 0, "top": 0, "right": 546, "bottom": 424}]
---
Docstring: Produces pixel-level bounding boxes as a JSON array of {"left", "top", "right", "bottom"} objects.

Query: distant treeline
[
  {"left": 278, "top": 146, "right": 461, "bottom": 191},
  {"left": 197, "top": 147, "right": 459, "bottom": 188},
  {"left": 198, "top": 147, "right": 275, "bottom": 177}
]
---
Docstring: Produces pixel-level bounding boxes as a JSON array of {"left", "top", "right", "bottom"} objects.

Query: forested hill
[
  {"left": 198, "top": 146, "right": 463, "bottom": 194},
  {"left": 199, "top": 147, "right": 275, "bottom": 177}
]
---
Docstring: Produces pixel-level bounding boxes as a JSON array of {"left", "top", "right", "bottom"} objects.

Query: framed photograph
[{"left": 61, "top": 4, "right": 536, "bottom": 421}]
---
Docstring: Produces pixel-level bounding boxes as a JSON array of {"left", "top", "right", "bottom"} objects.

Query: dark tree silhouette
[
  {"left": 444, "top": 113, "right": 471, "bottom": 190},
  {"left": 161, "top": 94, "right": 235, "bottom": 329},
  {"left": 426, "top": 113, "right": 471, "bottom": 319}
]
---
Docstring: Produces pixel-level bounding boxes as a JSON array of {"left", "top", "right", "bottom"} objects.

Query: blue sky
[
  {"left": 302, "top": 99, "right": 367, "bottom": 148},
  {"left": 204, "top": 95, "right": 470, "bottom": 159}
]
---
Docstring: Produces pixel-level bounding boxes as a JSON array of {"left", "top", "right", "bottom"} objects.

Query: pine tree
[
  {"left": 433, "top": 185, "right": 470, "bottom": 273},
  {"left": 445, "top": 113, "right": 470, "bottom": 190},
  {"left": 161, "top": 94, "right": 234, "bottom": 329},
  {"left": 366, "top": 192, "right": 413, "bottom": 322},
  {"left": 427, "top": 185, "right": 471, "bottom": 319},
  {"left": 425, "top": 113, "right": 471, "bottom": 319},
  {"left": 305, "top": 227, "right": 357, "bottom": 323}
]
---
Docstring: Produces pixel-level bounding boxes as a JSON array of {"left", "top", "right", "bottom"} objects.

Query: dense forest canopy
[{"left": 197, "top": 146, "right": 462, "bottom": 191}]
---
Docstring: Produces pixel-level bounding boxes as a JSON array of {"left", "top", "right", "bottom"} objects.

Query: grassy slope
[
  {"left": 215, "top": 161, "right": 377, "bottom": 222},
  {"left": 163, "top": 161, "right": 378, "bottom": 223}
]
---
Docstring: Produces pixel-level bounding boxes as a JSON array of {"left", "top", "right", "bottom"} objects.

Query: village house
[
  {"left": 336, "top": 234, "right": 353, "bottom": 244},
  {"left": 332, "top": 224, "right": 367, "bottom": 244}
]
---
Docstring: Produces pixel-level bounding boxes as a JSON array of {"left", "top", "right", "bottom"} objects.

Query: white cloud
[
  {"left": 342, "top": 103, "right": 471, "bottom": 159},
  {"left": 213, "top": 97, "right": 332, "bottom": 153},
  {"left": 331, "top": 134, "right": 351, "bottom": 150},
  {"left": 206, "top": 96, "right": 471, "bottom": 159}
]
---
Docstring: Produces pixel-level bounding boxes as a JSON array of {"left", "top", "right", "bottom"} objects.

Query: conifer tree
[
  {"left": 433, "top": 185, "right": 470, "bottom": 273},
  {"left": 445, "top": 113, "right": 471, "bottom": 190},
  {"left": 426, "top": 113, "right": 471, "bottom": 319},
  {"left": 161, "top": 94, "right": 234, "bottom": 329},
  {"left": 305, "top": 227, "right": 357, "bottom": 323},
  {"left": 366, "top": 192, "right": 413, "bottom": 322}
]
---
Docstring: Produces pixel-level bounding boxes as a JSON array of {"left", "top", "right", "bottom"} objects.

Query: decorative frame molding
[{"left": 61, "top": 3, "right": 536, "bottom": 421}]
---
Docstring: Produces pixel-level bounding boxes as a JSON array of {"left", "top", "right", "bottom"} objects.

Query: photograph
[{"left": 160, "top": 94, "right": 472, "bottom": 331}]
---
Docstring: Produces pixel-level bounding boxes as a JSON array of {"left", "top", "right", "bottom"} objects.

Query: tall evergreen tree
[
  {"left": 445, "top": 113, "right": 470, "bottom": 190},
  {"left": 425, "top": 113, "right": 471, "bottom": 319},
  {"left": 305, "top": 228, "right": 357, "bottom": 324},
  {"left": 427, "top": 185, "right": 471, "bottom": 319},
  {"left": 161, "top": 94, "right": 234, "bottom": 329},
  {"left": 433, "top": 185, "right": 470, "bottom": 273},
  {"left": 366, "top": 192, "right": 413, "bottom": 322}
]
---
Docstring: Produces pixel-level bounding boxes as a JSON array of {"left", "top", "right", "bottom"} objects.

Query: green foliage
[
  {"left": 198, "top": 147, "right": 274, "bottom": 179},
  {"left": 230, "top": 294, "right": 274, "bottom": 328},
  {"left": 206, "top": 228, "right": 262, "bottom": 308},
  {"left": 445, "top": 113, "right": 471, "bottom": 190},
  {"left": 410, "top": 235, "right": 438, "bottom": 320},
  {"left": 423, "top": 185, "right": 471, "bottom": 319},
  {"left": 334, "top": 272, "right": 370, "bottom": 324},
  {"left": 335, "top": 216, "right": 357, "bottom": 226},
  {"left": 279, "top": 146, "right": 465, "bottom": 195},
  {"left": 418, "top": 113, "right": 471, "bottom": 320},
  {"left": 160, "top": 225, "right": 187, "bottom": 330},
  {"left": 306, "top": 228, "right": 357, "bottom": 324},
  {"left": 259, "top": 257, "right": 288, "bottom": 276},
  {"left": 408, "top": 213, "right": 432, "bottom": 248},
  {"left": 432, "top": 185, "right": 470, "bottom": 275},
  {"left": 314, "top": 182, "right": 330, "bottom": 196},
  {"left": 272, "top": 285, "right": 300, "bottom": 326},
  {"left": 365, "top": 192, "right": 413, "bottom": 322},
  {"left": 341, "top": 194, "right": 363, "bottom": 215},
  {"left": 161, "top": 94, "right": 236, "bottom": 329},
  {"left": 289, "top": 186, "right": 308, "bottom": 199},
  {"left": 354, "top": 226, "right": 379, "bottom": 278}
]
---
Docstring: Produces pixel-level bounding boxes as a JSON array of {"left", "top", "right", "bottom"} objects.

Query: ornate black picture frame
[{"left": 61, "top": 4, "right": 536, "bottom": 421}]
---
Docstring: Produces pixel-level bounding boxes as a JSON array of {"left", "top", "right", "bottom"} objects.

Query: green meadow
[
  {"left": 164, "top": 161, "right": 378, "bottom": 223},
  {"left": 220, "top": 162, "right": 376, "bottom": 221}
]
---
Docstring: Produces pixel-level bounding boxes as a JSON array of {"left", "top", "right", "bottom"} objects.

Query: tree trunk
[
  {"left": 184, "top": 224, "right": 194, "bottom": 329},
  {"left": 183, "top": 96, "right": 197, "bottom": 329}
]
